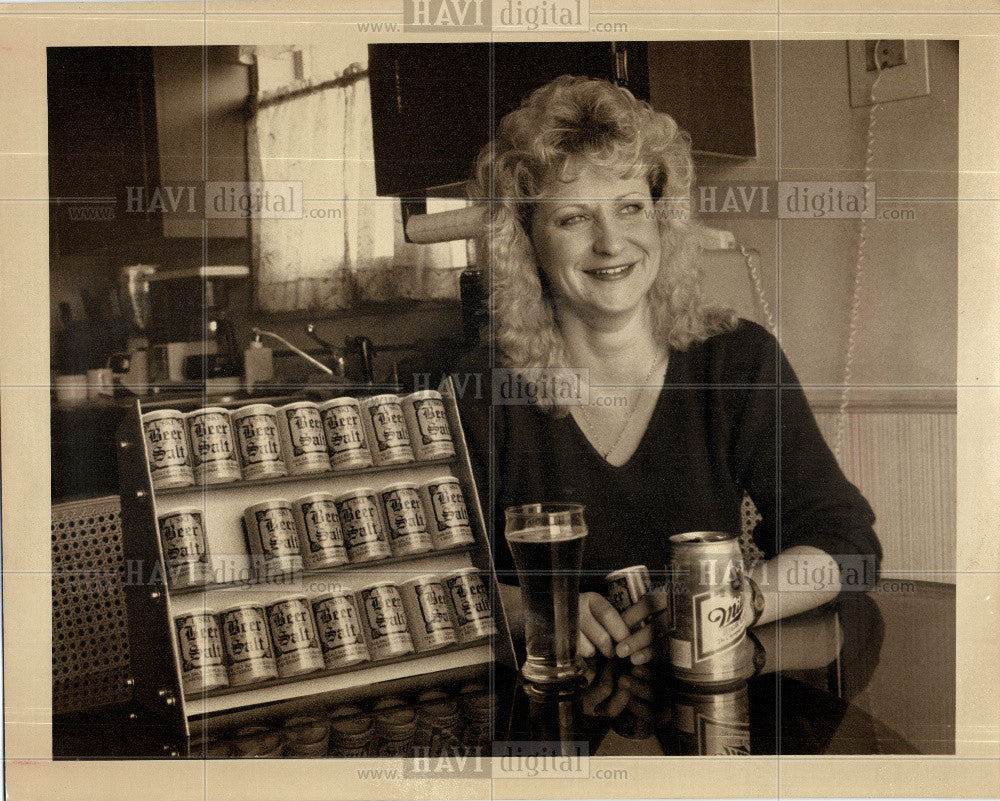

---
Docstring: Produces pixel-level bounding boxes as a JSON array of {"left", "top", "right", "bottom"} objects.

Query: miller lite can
[
  {"left": 667, "top": 531, "right": 752, "bottom": 687},
  {"left": 318, "top": 397, "right": 373, "bottom": 470},
  {"left": 243, "top": 500, "right": 303, "bottom": 577},
  {"left": 334, "top": 488, "right": 392, "bottom": 563},
  {"left": 379, "top": 482, "right": 433, "bottom": 556},
  {"left": 231, "top": 404, "right": 287, "bottom": 480},
  {"left": 398, "top": 575, "right": 457, "bottom": 651},
  {"left": 312, "top": 591, "right": 370, "bottom": 669},
  {"left": 184, "top": 406, "right": 241, "bottom": 485},
  {"left": 357, "top": 581, "right": 414, "bottom": 660},
  {"left": 265, "top": 596, "right": 325, "bottom": 677},
  {"left": 174, "top": 611, "right": 228, "bottom": 694},
  {"left": 418, "top": 477, "right": 475, "bottom": 549},
  {"left": 158, "top": 508, "right": 212, "bottom": 589},
  {"left": 360, "top": 394, "right": 414, "bottom": 466},
  {"left": 401, "top": 390, "right": 455, "bottom": 461},
  {"left": 219, "top": 603, "right": 278, "bottom": 686},
  {"left": 141, "top": 409, "right": 194, "bottom": 489},
  {"left": 276, "top": 401, "right": 330, "bottom": 475},
  {"left": 441, "top": 568, "right": 497, "bottom": 642},
  {"left": 673, "top": 684, "right": 751, "bottom": 756},
  {"left": 292, "top": 492, "right": 349, "bottom": 570}
]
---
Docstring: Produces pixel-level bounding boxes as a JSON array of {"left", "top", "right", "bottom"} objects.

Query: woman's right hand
[{"left": 577, "top": 591, "right": 631, "bottom": 658}]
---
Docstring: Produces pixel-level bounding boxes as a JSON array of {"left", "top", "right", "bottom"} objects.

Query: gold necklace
[{"left": 578, "top": 356, "right": 666, "bottom": 459}]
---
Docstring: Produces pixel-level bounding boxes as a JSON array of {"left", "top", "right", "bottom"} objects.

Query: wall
[{"left": 698, "top": 40, "right": 958, "bottom": 580}]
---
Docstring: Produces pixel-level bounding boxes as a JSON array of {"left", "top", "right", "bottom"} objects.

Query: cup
[{"left": 504, "top": 503, "right": 588, "bottom": 685}]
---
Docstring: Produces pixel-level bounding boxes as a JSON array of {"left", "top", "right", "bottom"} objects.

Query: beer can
[
  {"left": 141, "top": 409, "right": 194, "bottom": 489},
  {"left": 282, "top": 714, "right": 331, "bottom": 757},
  {"left": 174, "top": 611, "right": 228, "bottom": 695},
  {"left": 667, "top": 531, "right": 752, "bottom": 687},
  {"left": 413, "top": 690, "right": 462, "bottom": 752},
  {"left": 418, "top": 476, "right": 475, "bottom": 549},
  {"left": 311, "top": 591, "right": 370, "bottom": 669},
  {"left": 379, "top": 482, "right": 433, "bottom": 556},
  {"left": 605, "top": 565, "right": 653, "bottom": 613},
  {"left": 158, "top": 508, "right": 212, "bottom": 589},
  {"left": 441, "top": 568, "right": 497, "bottom": 642},
  {"left": 334, "top": 488, "right": 392, "bottom": 563},
  {"left": 292, "top": 493, "right": 349, "bottom": 570},
  {"left": 219, "top": 603, "right": 278, "bottom": 686},
  {"left": 231, "top": 404, "right": 287, "bottom": 480},
  {"left": 356, "top": 581, "right": 415, "bottom": 660},
  {"left": 265, "top": 595, "right": 325, "bottom": 677},
  {"left": 672, "top": 684, "right": 751, "bottom": 756},
  {"left": 318, "top": 397, "right": 373, "bottom": 470},
  {"left": 373, "top": 696, "right": 418, "bottom": 756},
  {"left": 276, "top": 401, "right": 331, "bottom": 475},
  {"left": 243, "top": 500, "right": 303, "bottom": 577},
  {"left": 360, "top": 394, "right": 414, "bottom": 466},
  {"left": 329, "top": 706, "right": 375, "bottom": 757},
  {"left": 231, "top": 725, "right": 283, "bottom": 758},
  {"left": 398, "top": 575, "right": 457, "bottom": 652},
  {"left": 401, "top": 390, "right": 455, "bottom": 461},
  {"left": 184, "top": 406, "right": 241, "bottom": 485}
]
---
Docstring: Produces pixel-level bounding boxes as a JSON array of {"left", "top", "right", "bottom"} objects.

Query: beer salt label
[
  {"left": 220, "top": 604, "right": 278, "bottom": 686},
  {"left": 605, "top": 565, "right": 652, "bottom": 614},
  {"left": 174, "top": 611, "right": 228, "bottom": 695},
  {"left": 318, "top": 398, "right": 373, "bottom": 470},
  {"left": 334, "top": 489, "right": 392, "bottom": 563},
  {"left": 292, "top": 493, "right": 348, "bottom": 570},
  {"left": 184, "top": 407, "right": 241, "bottom": 484},
  {"left": 266, "top": 597, "right": 324, "bottom": 677},
  {"left": 232, "top": 405, "right": 287, "bottom": 480},
  {"left": 277, "top": 402, "right": 331, "bottom": 474},
  {"left": 401, "top": 391, "right": 455, "bottom": 460},
  {"left": 243, "top": 500, "right": 303, "bottom": 576},
  {"left": 442, "top": 569, "right": 497, "bottom": 642},
  {"left": 380, "top": 483, "right": 433, "bottom": 556},
  {"left": 360, "top": 395, "right": 414, "bottom": 466},
  {"left": 142, "top": 410, "right": 194, "bottom": 489},
  {"left": 158, "top": 509, "right": 211, "bottom": 589},
  {"left": 312, "top": 592, "right": 370, "bottom": 668},
  {"left": 357, "top": 583, "right": 414, "bottom": 660},
  {"left": 419, "top": 477, "right": 475, "bottom": 549},
  {"left": 399, "top": 576, "right": 457, "bottom": 652}
]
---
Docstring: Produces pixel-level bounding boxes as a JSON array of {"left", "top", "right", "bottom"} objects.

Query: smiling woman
[{"left": 457, "top": 75, "right": 882, "bottom": 667}]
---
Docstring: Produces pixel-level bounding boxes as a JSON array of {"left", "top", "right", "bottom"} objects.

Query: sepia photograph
[{"left": 2, "top": 2, "right": 997, "bottom": 800}]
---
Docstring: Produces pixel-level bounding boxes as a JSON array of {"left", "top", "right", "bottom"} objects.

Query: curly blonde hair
[{"left": 469, "top": 75, "right": 736, "bottom": 414}]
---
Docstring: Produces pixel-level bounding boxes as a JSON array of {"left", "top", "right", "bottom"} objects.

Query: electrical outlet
[
  {"left": 865, "top": 40, "right": 906, "bottom": 71},
  {"left": 848, "top": 40, "right": 930, "bottom": 107}
]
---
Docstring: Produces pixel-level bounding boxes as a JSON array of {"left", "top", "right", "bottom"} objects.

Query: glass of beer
[{"left": 504, "top": 503, "right": 588, "bottom": 685}]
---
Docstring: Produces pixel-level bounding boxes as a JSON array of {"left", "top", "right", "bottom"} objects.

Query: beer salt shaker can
[
  {"left": 379, "top": 482, "right": 433, "bottom": 556},
  {"left": 373, "top": 697, "right": 418, "bottom": 756},
  {"left": 141, "top": 409, "right": 194, "bottom": 489},
  {"left": 292, "top": 493, "right": 349, "bottom": 570},
  {"left": 219, "top": 603, "right": 278, "bottom": 686},
  {"left": 158, "top": 508, "right": 212, "bottom": 589},
  {"left": 329, "top": 706, "right": 375, "bottom": 757},
  {"left": 357, "top": 581, "right": 415, "bottom": 660},
  {"left": 673, "top": 684, "right": 751, "bottom": 756},
  {"left": 401, "top": 390, "right": 455, "bottom": 461},
  {"left": 276, "top": 401, "right": 330, "bottom": 475},
  {"left": 360, "top": 394, "right": 414, "bottom": 466},
  {"left": 184, "top": 406, "right": 241, "bottom": 485},
  {"left": 442, "top": 568, "right": 497, "bottom": 642},
  {"left": 398, "top": 575, "right": 457, "bottom": 652},
  {"left": 243, "top": 500, "right": 303, "bottom": 576},
  {"left": 605, "top": 565, "right": 653, "bottom": 613},
  {"left": 318, "top": 397, "right": 373, "bottom": 470},
  {"left": 334, "top": 488, "right": 392, "bottom": 563},
  {"left": 667, "top": 531, "right": 752, "bottom": 687},
  {"left": 311, "top": 591, "right": 370, "bottom": 669},
  {"left": 266, "top": 596, "right": 325, "bottom": 677},
  {"left": 418, "top": 477, "right": 475, "bottom": 549},
  {"left": 231, "top": 404, "right": 287, "bottom": 480},
  {"left": 174, "top": 611, "right": 228, "bottom": 694}
]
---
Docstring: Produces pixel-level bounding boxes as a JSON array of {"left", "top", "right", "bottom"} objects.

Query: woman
[{"left": 458, "top": 75, "right": 880, "bottom": 666}]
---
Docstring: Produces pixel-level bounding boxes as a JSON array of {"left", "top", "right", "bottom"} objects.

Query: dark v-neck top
[{"left": 455, "top": 320, "right": 880, "bottom": 593}]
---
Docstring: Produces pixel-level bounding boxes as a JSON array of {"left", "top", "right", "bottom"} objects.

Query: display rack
[{"left": 116, "top": 380, "right": 515, "bottom": 738}]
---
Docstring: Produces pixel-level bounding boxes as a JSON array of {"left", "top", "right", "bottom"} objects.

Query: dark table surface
[{"left": 54, "top": 582, "right": 955, "bottom": 758}]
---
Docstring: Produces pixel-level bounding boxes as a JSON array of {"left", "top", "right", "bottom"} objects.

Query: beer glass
[{"left": 504, "top": 503, "right": 587, "bottom": 684}]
